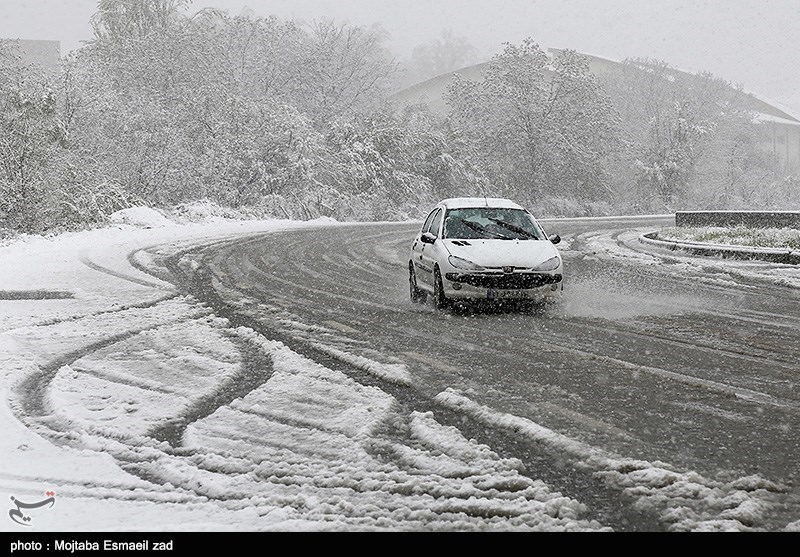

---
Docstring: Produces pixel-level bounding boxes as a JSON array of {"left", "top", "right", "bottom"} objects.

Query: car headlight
[
  {"left": 448, "top": 255, "right": 484, "bottom": 271},
  {"left": 534, "top": 256, "right": 561, "bottom": 272}
]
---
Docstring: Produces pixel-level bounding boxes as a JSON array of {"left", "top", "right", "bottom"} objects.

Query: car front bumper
[{"left": 442, "top": 271, "right": 563, "bottom": 301}]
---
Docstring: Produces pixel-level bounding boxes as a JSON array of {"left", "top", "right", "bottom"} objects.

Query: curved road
[{"left": 165, "top": 216, "right": 800, "bottom": 530}]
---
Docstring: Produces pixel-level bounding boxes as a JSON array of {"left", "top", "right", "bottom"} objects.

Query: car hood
[{"left": 444, "top": 239, "right": 560, "bottom": 269}]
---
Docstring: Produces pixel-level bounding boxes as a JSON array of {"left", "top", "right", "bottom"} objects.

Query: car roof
[{"left": 438, "top": 197, "right": 526, "bottom": 210}]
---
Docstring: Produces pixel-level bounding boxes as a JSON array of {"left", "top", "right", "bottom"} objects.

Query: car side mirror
[
  {"left": 549, "top": 234, "right": 561, "bottom": 245},
  {"left": 420, "top": 232, "right": 436, "bottom": 245}
]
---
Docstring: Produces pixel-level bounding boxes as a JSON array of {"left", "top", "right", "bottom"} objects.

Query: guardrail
[
  {"left": 639, "top": 232, "right": 800, "bottom": 265},
  {"left": 676, "top": 211, "right": 800, "bottom": 228}
]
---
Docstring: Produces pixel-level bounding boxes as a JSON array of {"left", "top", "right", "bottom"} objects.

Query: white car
[{"left": 408, "top": 198, "right": 564, "bottom": 309}]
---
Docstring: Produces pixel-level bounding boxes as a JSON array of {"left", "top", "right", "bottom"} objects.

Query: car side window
[
  {"left": 430, "top": 209, "right": 443, "bottom": 237},
  {"left": 421, "top": 209, "right": 437, "bottom": 235}
]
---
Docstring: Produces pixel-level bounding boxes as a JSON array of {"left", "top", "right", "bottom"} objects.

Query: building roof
[{"left": 391, "top": 48, "right": 800, "bottom": 125}]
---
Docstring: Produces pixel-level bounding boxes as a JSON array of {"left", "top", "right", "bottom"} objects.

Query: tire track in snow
[
  {"left": 10, "top": 295, "right": 192, "bottom": 418},
  {"left": 147, "top": 332, "right": 275, "bottom": 446},
  {"left": 79, "top": 252, "right": 175, "bottom": 291}
]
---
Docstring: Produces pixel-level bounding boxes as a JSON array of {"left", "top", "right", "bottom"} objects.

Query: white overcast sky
[{"left": 1, "top": 0, "right": 799, "bottom": 113}]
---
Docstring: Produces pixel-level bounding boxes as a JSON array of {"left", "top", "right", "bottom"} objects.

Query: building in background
[
  {"left": 558, "top": 49, "right": 800, "bottom": 175},
  {"left": 391, "top": 49, "right": 800, "bottom": 175}
]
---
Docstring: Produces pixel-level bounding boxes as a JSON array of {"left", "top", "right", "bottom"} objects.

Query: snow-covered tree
[
  {"left": 90, "top": 0, "right": 191, "bottom": 42},
  {"left": 322, "top": 108, "right": 450, "bottom": 219},
  {"left": 0, "top": 41, "right": 66, "bottom": 231},
  {"left": 446, "top": 40, "right": 620, "bottom": 212},
  {"left": 400, "top": 29, "right": 480, "bottom": 87},
  {"left": 2, "top": 4, "right": 479, "bottom": 231},
  {"left": 299, "top": 19, "right": 397, "bottom": 126},
  {"left": 600, "top": 58, "right": 771, "bottom": 211},
  {"left": 634, "top": 99, "right": 715, "bottom": 207}
]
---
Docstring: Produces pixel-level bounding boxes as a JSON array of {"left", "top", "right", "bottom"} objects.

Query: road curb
[{"left": 639, "top": 232, "right": 800, "bottom": 265}]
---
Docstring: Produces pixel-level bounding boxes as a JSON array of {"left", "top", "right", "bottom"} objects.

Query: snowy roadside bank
[
  {"left": 0, "top": 212, "right": 351, "bottom": 531},
  {"left": 640, "top": 233, "right": 800, "bottom": 265},
  {"left": 568, "top": 225, "right": 800, "bottom": 291},
  {"left": 641, "top": 226, "right": 800, "bottom": 266}
]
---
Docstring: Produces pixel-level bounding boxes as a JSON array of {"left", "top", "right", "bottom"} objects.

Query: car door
[
  {"left": 411, "top": 209, "right": 437, "bottom": 287},
  {"left": 417, "top": 208, "right": 444, "bottom": 289}
]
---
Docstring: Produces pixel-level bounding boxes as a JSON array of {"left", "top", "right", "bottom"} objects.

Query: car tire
[
  {"left": 409, "top": 262, "right": 427, "bottom": 304},
  {"left": 433, "top": 266, "right": 450, "bottom": 310}
]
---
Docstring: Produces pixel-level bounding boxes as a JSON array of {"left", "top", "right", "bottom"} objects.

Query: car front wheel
[
  {"left": 409, "top": 262, "right": 427, "bottom": 304},
  {"left": 433, "top": 266, "right": 450, "bottom": 310}
]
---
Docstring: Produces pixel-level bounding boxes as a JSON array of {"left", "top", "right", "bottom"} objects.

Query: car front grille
[{"left": 445, "top": 272, "right": 562, "bottom": 289}]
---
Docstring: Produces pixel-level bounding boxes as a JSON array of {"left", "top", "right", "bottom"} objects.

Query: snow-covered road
[
  {"left": 2, "top": 214, "right": 607, "bottom": 531},
  {"left": 2, "top": 210, "right": 799, "bottom": 532}
]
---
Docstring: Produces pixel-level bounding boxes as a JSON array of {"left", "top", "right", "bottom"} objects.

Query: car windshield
[{"left": 443, "top": 207, "right": 547, "bottom": 240}]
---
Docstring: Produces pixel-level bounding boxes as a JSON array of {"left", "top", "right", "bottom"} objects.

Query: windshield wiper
[
  {"left": 459, "top": 218, "right": 511, "bottom": 240},
  {"left": 487, "top": 218, "right": 537, "bottom": 239}
]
